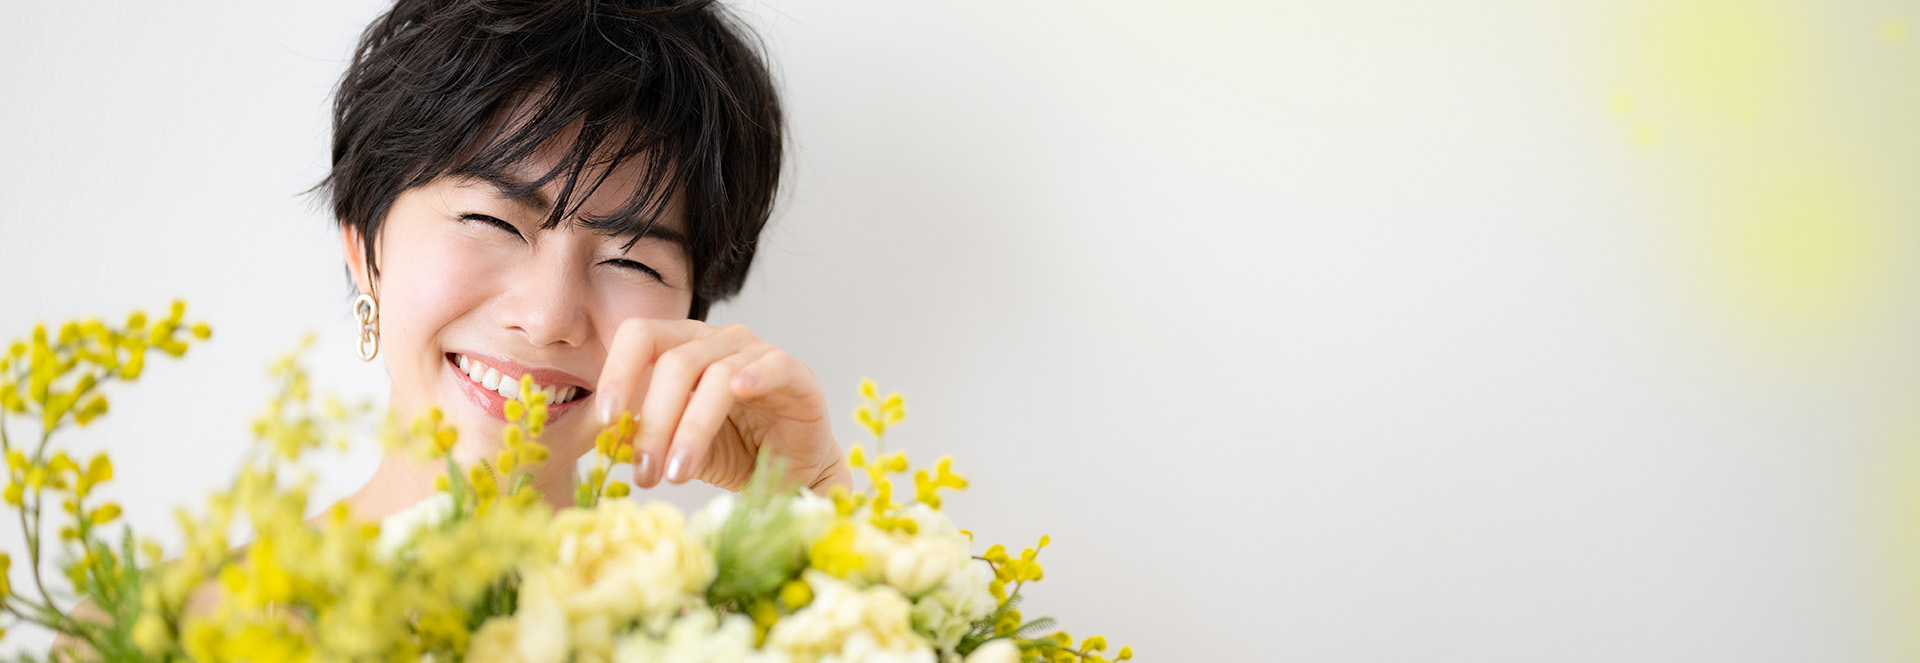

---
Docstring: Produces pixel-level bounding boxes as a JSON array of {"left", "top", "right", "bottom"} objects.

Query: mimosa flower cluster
[{"left": 0, "top": 304, "right": 1131, "bottom": 663}]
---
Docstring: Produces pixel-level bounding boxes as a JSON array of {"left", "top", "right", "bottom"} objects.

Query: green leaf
[
  {"left": 446, "top": 455, "right": 468, "bottom": 520},
  {"left": 1014, "top": 616, "right": 1057, "bottom": 638}
]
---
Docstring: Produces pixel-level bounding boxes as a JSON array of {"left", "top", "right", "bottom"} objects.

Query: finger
[
  {"left": 631, "top": 325, "right": 759, "bottom": 487},
  {"left": 728, "top": 347, "right": 823, "bottom": 414},
  {"left": 665, "top": 349, "right": 767, "bottom": 487},
  {"left": 730, "top": 348, "right": 842, "bottom": 487},
  {"left": 594, "top": 318, "right": 708, "bottom": 426}
]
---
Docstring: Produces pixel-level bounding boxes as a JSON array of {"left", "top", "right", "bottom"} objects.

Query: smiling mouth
[{"left": 446, "top": 352, "right": 590, "bottom": 404}]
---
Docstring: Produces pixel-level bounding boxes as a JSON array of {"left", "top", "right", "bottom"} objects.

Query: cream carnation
[
  {"left": 466, "top": 617, "right": 529, "bottom": 663},
  {"left": 515, "top": 500, "right": 717, "bottom": 663},
  {"left": 854, "top": 505, "right": 970, "bottom": 597}
]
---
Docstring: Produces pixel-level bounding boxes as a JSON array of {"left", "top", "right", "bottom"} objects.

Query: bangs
[
  {"left": 447, "top": 82, "right": 690, "bottom": 249},
  {"left": 325, "top": 0, "right": 783, "bottom": 319}
]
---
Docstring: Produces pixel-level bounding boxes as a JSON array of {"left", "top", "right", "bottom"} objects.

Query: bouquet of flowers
[{"left": 0, "top": 303, "right": 1131, "bottom": 663}]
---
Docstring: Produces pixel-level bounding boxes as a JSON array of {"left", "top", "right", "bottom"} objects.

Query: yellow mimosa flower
[
  {"left": 809, "top": 521, "right": 864, "bottom": 579},
  {"left": 779, "top": 578, "right": 813, "bottom": 609}
]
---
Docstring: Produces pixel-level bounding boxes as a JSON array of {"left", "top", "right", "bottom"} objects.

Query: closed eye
[
  {"left": 461, "top": 213, "right": 522, "bottom": 238},
  {"left": 606, "top": 258, "right": 664, "bottom": 282}
]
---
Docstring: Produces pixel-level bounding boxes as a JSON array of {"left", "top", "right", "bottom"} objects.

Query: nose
[{"left": 498, "top": 245, "right": 592, "bottom": 348}]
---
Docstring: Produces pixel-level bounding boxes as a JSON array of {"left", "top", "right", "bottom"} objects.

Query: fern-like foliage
[{"left": 706, "top": 452, "right": 807, "bottom": 609}]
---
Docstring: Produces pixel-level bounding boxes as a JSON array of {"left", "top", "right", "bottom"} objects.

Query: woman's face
[{"left": 341, "top": 146, "right": 692, "bottom": 466}]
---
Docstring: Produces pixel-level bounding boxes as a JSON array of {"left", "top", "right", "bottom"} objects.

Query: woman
[
  {"left": 321, "top": 0, "right": 851, "bottom": 519},
  {"left": 50, "top": 1, "right": 841, "bottom": 654}
]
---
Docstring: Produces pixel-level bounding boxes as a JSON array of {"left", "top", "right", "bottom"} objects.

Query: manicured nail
[
  {"left": 665, "top": 450, "right": 688, "bottom": 483},
  {"left": 596, "top": 396, "right": 615, "bottom": 425},
  {"left": 635, "top": 452, "right": 657, "bottom": 486}
]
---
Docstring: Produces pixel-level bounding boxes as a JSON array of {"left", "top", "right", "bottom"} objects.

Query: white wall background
[{"left": 4, "top": 1, "right": 1918, "bottom": 661}]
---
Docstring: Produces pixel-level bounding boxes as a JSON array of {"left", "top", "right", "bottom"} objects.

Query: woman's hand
[{"left": 592, "top": 319, "right": 851, "bottom": 493}]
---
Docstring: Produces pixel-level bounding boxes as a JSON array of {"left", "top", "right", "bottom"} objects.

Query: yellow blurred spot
[
  {"left": 1609, "top": 91, "right": 1637, "bottom": 116},
  {"left": 1631, "top": 122, "right": 1659, "bottom": 147},
  {"left": 1618, "top": 0, "right": 1909, "bottom": 353},
  {"left": 1709, "top": 158, "right": 1890, "bottom": 334},
  {"left": 1885, "top": 20, "right": 1909, "bottom": 45},
  {"left": 1632, "top": 0, "right": 1807, "bottom": 125}
]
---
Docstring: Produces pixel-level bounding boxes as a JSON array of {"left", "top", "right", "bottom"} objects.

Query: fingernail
[
  {"left": 635, "top": 452, "right": 657, "bottom": 486},
  {"left": 665, "top": 450, "right": 688, "bottom": 483},
  {"left": 596, "top": 396, "right": 615, "bottom": 425}
]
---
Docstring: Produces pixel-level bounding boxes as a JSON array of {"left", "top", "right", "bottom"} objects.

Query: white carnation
[
  {"left": 911, "top": 562, "right": 996, "bottom": 653},
  {"left": 613, "top": 610, "right": 786, "bottom": 663},
  {"left": 766, "top": 571, "right": 931, "bottom": 663},
  {"left": 961, "top": 639, "right": 1019, "bottom": 663},
  {"left": 374, "top": 492, "right": 453, "bottom": 561},
  {"left": 820, "top": 633, "right": 937, "bottom": 663},
  {"left": 897, "top": 504, "right": 960, "bottom": 540},
  {"left": 686, "top": 494, "right": 736, "bottom": 551},
  {"left": 790, "top": 491, "right": 838, "bottom": 542}
]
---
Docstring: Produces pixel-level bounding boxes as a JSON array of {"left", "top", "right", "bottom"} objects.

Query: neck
[{"left": 338, "top": 452, "right": 441, "bottom": 523}]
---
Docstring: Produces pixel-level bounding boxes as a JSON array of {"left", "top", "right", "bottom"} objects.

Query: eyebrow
[
  {"left": 471, "top": 171, "right": 689, "bottom": 249},
  {"left": 474, "top": 171, "right": 554, "bottom": 218}
]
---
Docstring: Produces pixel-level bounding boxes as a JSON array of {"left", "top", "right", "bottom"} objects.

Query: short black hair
[{"left": 321, "top": 0, "right": 784, "bottom": 320}]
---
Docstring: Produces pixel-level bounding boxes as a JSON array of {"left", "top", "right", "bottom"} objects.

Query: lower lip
[{"left": 447, "top": 354, "right": 589, "bottom": 423}]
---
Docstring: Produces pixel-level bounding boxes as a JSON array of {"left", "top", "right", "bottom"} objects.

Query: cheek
[
  {"left": 375, "top": 218, "right": 500, "bottom": 377},
  {"left": 387, "top": 240, "right": 494, "bottom": 331}
]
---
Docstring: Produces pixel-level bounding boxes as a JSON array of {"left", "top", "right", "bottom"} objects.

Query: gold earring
[{"left": 353, "top": 293, "right": 380, "bottom": 361}]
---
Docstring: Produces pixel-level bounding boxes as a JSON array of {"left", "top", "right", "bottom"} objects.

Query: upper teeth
[{"left": 456, "top": 354, "right": 581, "bottom": 404}]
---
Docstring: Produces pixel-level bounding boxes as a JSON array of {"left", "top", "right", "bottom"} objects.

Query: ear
[{"left": 339, "top": 225, "right": 375, "bottom": 296}]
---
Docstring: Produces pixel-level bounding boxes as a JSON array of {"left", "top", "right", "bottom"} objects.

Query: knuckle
[
  {"left": 619, "top": 318, "right": 659, "bottom": 350},
  {"left": 763, "top": 348, "right": 798, "bottom": 372},
  {"left": 655, "top": 350, "right": 692, "bottom": 376},
  {"left": 617, "top": 317, "right": 650, "bottom": 339}
]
